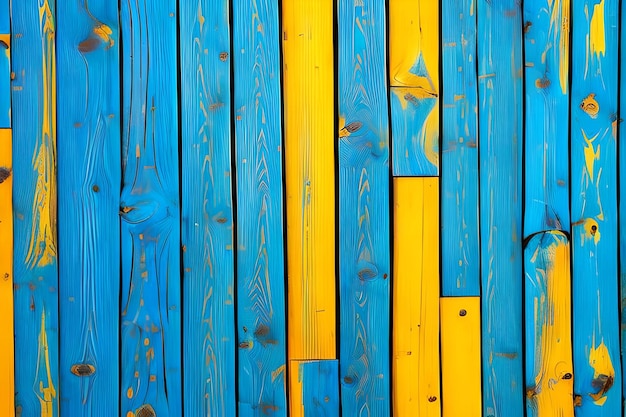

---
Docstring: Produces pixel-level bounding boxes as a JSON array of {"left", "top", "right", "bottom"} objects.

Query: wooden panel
[
  {"left": 120, "top": 2, "right": 181, "bottom": 415},
  {"left": 56, "top": 2, "right": 120, "bottom": 415},
  {"left": 524, "top": 232, "right": 573, "bottom": 416},
  {"left": 289, "top": 360, "right": 339, "bottom": 417},
  {"left": 571, "top": 0, "right": 621, "bottom": 414},
  {"left": 0, "top": 0, "right": 7, "bottom": 33},
  {"left": 621, "top": 0, "right": 626, "bottom": 408},
  {"left": 232, "top": 0, "right": 286, "bottom": 415},
  {"left": 11, "top": 2, "right": 59, "bottom": 415},
  {"left": 441, "top": 0, "right": 479, "bottom": 296},
  {"left": 282, "top": 0, "right": 335, "bottom": 360},
  {"left": 477, "top": 2, "right": 524, "bottom": 416},
  {"left": 440, "top": 297, "right": 481, "bottom": 417},
  {"left": 523, "top": 0, "right": 570, "bottom": 236},
  {"left": 0, "top": 34, "right": 9, "bottom": 128},
  {"left": 393, "top": 178, "right": 440, "bottom": 416}
]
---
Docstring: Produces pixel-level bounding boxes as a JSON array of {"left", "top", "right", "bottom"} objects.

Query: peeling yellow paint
[
  {"left": 549, "top": 0, "right": 570, "bottom": 93},
  {"left": 582, "top": 218, "right": 600, "bottom": 244},
  {"left": 36, "top": 310, "right": 57, "bottom": 417},
  {"left": 589, "top": 0, "right": 606, "bottom": 60},
  {"left": 581, "top": 129, "right": 599, "bottom": 181},
  {"left": 588, "top": 340, "right": 614, "bottom": 406},
  {"left": 93, "top": 24, "right": 114, "bottom": 48}
]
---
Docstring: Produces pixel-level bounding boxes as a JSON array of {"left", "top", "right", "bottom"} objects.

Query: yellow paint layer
[
  {"left": 36, "top": 309, "right": 57, "bottom": 416},
  {"left": 440, "top": 297, "right": 481, "bottom": 417},
  {"left": 283, "top": 0, "right": 336, "bottom": 360},
  {"left": 393, "top": 178, "right": 440, "bottom": 417},
  {"left": 588, "top": 340, "right": 614, "bottom": 406},
  {"left": 527, "top": 233, "right": 573, "bottom": 416},
  {"left": 389, "top": 0, "right": 439, "bottom": 90},
  {"left": 549, "top": 0, "right": 570, "bottom": 93},
  {"left": 0, "top": 129, "right": 14, "bottom": 416},
  {"left": 289, "top": 361, "right": 305, "bottom": 417}
]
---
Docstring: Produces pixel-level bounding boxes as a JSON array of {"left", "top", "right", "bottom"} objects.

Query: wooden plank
[
  {"left": 120, "top": 2, "right": 181, "bottom": 415},
  {"left": 523, "top": 0, "right": 570, "bottom": 236},
  {"left": 0, "top": 0, "right": 7, "bottom": 33},
  {"left": 232, "top": 0, "right": 286, "bottom": 415},
  {"left": 440, "top": 297, "right": 481, "bottom": 417},
  {"left": 282, "top": 0, "right": 335, "bottom": 360},
  {"left": 441, "top": 0, "right": 479, "bottom": 296},
  {"left": 0, "top": 34, "right": 9, "bottom": 128},
  {"left": 11, "top": 1, "right": 59, "bottom": 415},
  {"left": 621, "top": 0, "right": 626, "bottom": 410},
  {"left": 477, "top": 1, "right": 524, "bottom": 416},
  {"left": 392, "top": 177, "right": 440, "bottom": 416},
  {"left": 571, "top": 0, "right": 621, "bottom": 414},
  {"left": 524, "top": 231, "right": 573, "bottom": 416},
  {"left": 179, "top": 1, "right": 235, "bottom": 416},
  {"left": 337, "top": 0, "right": 390, "bottom": 415},
  {"left": 289, "top": 360, "right": 340, "bottom": 417},
  {"left": 56, "top": 2, "right": 120, "bottom": 415}
]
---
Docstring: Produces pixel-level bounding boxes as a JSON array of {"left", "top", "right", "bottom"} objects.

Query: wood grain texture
[
  {"left": 571, "top": 0, "right": 621, "bottom": 414},
  {"left": 393, "top": 178, "right": 440, "bottom": 417},
  {"left": 523, "top": 0, "right": 570, "bottom": 236},
  {"left": 233, "top": 0, "right": 286, "bottom": 415},
  {"left": 11, "top": 1, "right": 59, "bottom": 415},
  {"left": 338, "top": 1, "right": 390, "bottom": 415},
  {"left": 121, "top": 1, "right": 181, "bottom": 415},
  {"left": 0, "top": 34, "right": 10, "bottom": 128},
  {"left": 180, "top": 1, "right": 235, "bottom": 416},
  {"left": 56, "top": 1, "right": 121, "bottom": 415},
  {"left": 441, "top": 0, "right": 479, "bottom": 296},
  {"left": 289, "top": 360, "right": 340, "bottom": 417},
  {"left": 477, "top": 2, "right": 524, "bottom": 416},
  {"left": 282, "top": 0, "right": 336, "bottom": 360},
  {"left": 440, "top": 297, "right": 482, "bottom": 417},
  {"left": 0, "top": 128, "right": 14, "bottom": 417},
  {"left": 524, "top": 232, "right": 573, "bottom": 417}
]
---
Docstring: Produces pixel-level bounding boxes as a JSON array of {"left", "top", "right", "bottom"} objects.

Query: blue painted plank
[
  {"left": 232, "top": 0, "right": 286, "bottom": 415},
  {"left": 571, "top": 0, "right": 621, "bottom": 415},
  {"left": 441, "top": 0, "right": 479, "bottom": 296},
  {"left": 56, "top": 2, "right": 120, "bottom": 415},
  {"left": 290, "top": 360, "right": 340, "bottom": 417},
  {"left": 477, "top": 2, "right": 524, "bottom": 416},
  {"left": 120, "top": 2, "right": 181, "bottom": 415},
  {"left": 337, "top": 0, "right": 390, "bottom": 415},
  {"left": 180, "top": 1, "right": 235, "bottom": 416},
  {"left": 11, "top": 2, "right": 60, "bottom": 415},
  {"left": 621, "top": 0, "right": 626, "bottom": 411},
  {"left": 0, "top": 0, "right": 8, "bottom": 33},
  {"left": 523, "top": 0, "right": 570, "bottom": 236},
  {"left": 0, "top": 34, "right": 9, "bottom": 128}
]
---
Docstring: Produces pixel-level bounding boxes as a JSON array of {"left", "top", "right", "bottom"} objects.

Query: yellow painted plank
[
  {"left": 389, "top": 0, "right": 439, "bottom": 90},
  {"left": 282, "top": 0, "right": 336, "bottom": 360},
  {"left": 440, "top": 297, "right": 482, "bottom": 417},
  {"left": 0, "top": 128, "right": 14, "bottom": 416},
  {"left": 393, "top": 177, "right": 440, "bottom": 416}
]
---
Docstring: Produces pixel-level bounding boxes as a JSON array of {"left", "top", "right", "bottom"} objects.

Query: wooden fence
[{"left": 0, "top": 0, "right": 624, "bottom": 416}]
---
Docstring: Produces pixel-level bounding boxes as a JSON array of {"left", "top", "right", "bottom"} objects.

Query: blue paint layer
[
  {"left": 180, "top": 1, "right": 235, "bottom": 416},
  {"left": 0, "top": 37, "right": 9, "bottom": 128},
  {"left": 338, "top": 0, "right": 390, "bottom": 415},
  {"left": 477, "top": 2, "right": 524, "bottom": 416},
  {"left": 571, "top": 0, "right": 621, "bottom": 415},
  {"left": 441, "top": 0, "right": 479, "bottom": 296},
  {"left": 0, "top": 0, "right": 8, "bottom": 33},
  {"left": 233, "top": 0, "right": 286, "bottom": 415},
  {"left": 298, "top": 360, "right": 340, "bottom": 416},
  {"left": 120, "top": 1, "right": 181, "bottom": 415},
  {"left": 57, "top": 1, "right": 121, "bottom": 415},
  {"left": 621, "top": 0, "right": 626, "bottom": 411}
]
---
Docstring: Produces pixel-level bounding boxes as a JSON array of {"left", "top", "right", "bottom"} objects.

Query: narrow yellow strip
[
  {"left": 440, "top": 297, "right": 482, "bottom": 417},
  {"left": 282, "top": 0, "right": 336, "bottom": 360},
  {"left": 393, "top": 178, "right": 440, "bottom": 416}
]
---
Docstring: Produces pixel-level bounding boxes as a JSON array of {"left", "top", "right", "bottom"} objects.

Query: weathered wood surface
[
  {"left": 441, "top": 0, "right": 479, "bottom": 296},
  {"left": 233, "top": 0, "right": 286, "bottom": 415},
  {"left": 11, "top": 1, "right": 60, "bottom": 415},
  {"left": 571, "top": 0, "right": 621, "bottom": 415},
  {"left": 289, "top": 360, "right": 340, "bottom": 417},
  {"left": 477, "top": 2, "right": 524, "bottom": 416},
  {"left": 120, "top": 1, "right": 181, "bottom": 415},
  {"left": 338, "top": 0, "right": 390, "bottom": 415},
  {"left": 0, "top": 33, "right": 9, "bottom": 128}
]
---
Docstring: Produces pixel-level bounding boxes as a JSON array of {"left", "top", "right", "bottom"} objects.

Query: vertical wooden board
[
  {"left": 524, "top": 232, "right": 574, "bottom": 417},
  {"left": 0, "top": 0, "right": 8, "bottom": 33},
  {"left": 338, "top": 0, "right": 390, "bottom": 415},
  {"left": 11, "top": 2, "right": 59, "bottom": 415},
  {"left": 232, "top": 0, "right": 286, "bottom": 415},
  {"left": 0, "top": 129, "right": 14, "bottom": 416},
  {"left": 121, "top": 2, "right": 181, "bottom": 416},
  {"left": 523, "top": 0, "right": 570, "bottom": 236},
  {"left": 0, "top": 34, "right": 10, "bottom": 127},
  {"left": 282, "top": 0, "right": 336, "bottom": 360},
  {"left": 56, "top": 1, "right": 121, "bottom": 415},
  {"left": 289, "top": 360, "right": 340, "bottom": 417},
  {"left": 440, "top": 297, "right": 482, "bottom": 417},
  {"left": 393, "top": 178, "right": 440, "bottom": 417},
  {"left": 180, "top": 1, "right": 235, "bottom": 416},
  {"left": 477, "top": 2, "right": 524, "bottom": 416},
  {"left": 621, "top": 0, "right": 626, "bottom": 409},
  {"left": 571, "top": 0, "right": 621, "bottom": 414},
  {"left": 441, "top": 0, "right": 479, "bottom": 296}
]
